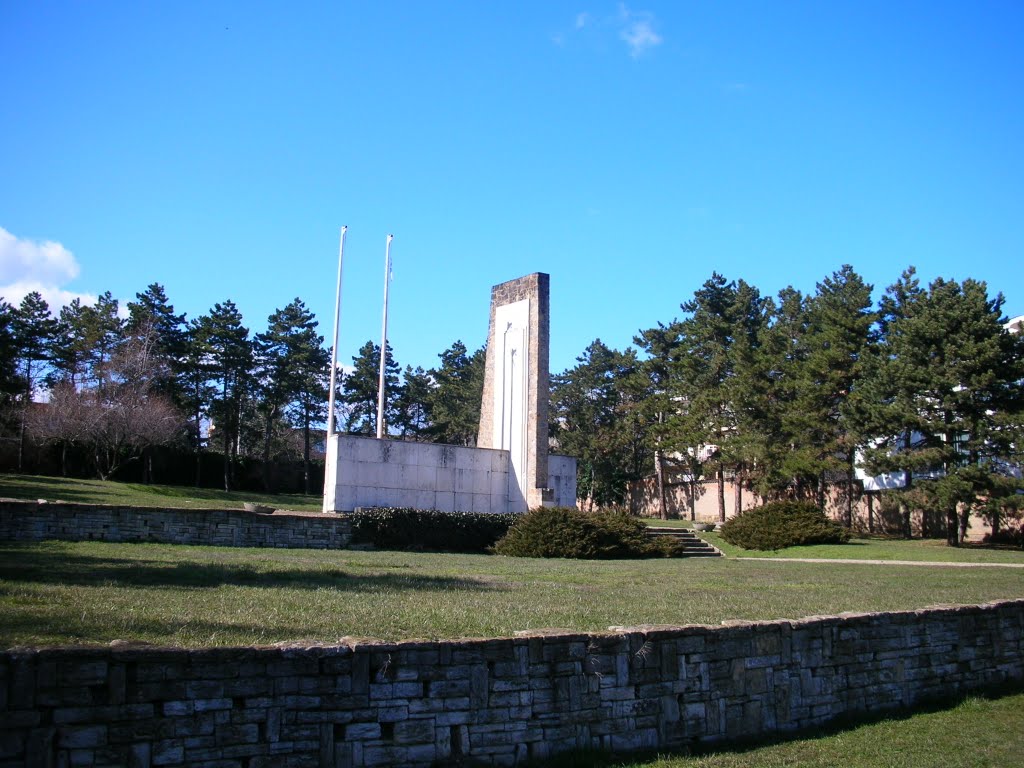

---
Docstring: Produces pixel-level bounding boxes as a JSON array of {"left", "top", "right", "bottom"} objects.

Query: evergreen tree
[
  {"left": 193, "top": 301, "right": 252, "bottom": 490},
  {"left": 341, "top": 340, "right": 400, "bottom": 435},
  {"left": 48, "top": 299, "right": 93, "bottom": 388},
  {"left": 804, "top": 266, "right": 875, "bottom": 518},
  {"left": 12, "top": 292, "right": 58, "bottom": 469},
  {"left": 668, "top": 273, "right": 740, "bottom": 522},
  {"left": 428, "top": 340, "right": 485, "bottom": 445},
  {"left": 0, "top": 300, "right": 23, "bottom": 414},
  {"left": 551, "top": 340, "right": 651, "bottom": 508},
  {"left": 764, "top": 267, "right": 876, "bottom": 512},
  {"left": 274, "top": 300, "right": 330, "bottom": 493},
  {"left": 126, "top": 283, "right": 187, "bottom": 403},
  {"left": 180, "top": 322, "right": 215, "bottom": 485},
  {"left": 720, "top": 279, "right": 772, "bottom": 516},
  {"left": 748, "top": 287, "right": 809, "bottom": 498},
  {"left": 855, "top": 269, "right": 1024, "bottom": 545},
  {"left": 395, "top": 365, "right": 434, "bottom": 439}
]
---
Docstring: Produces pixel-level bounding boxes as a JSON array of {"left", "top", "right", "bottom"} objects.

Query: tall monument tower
[{"left": 477, "top": 273, "right": 553, "bottom": 511}]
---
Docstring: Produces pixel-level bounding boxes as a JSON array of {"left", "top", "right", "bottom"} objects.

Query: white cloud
[
  {"left": 0, "top": 226, "right": 95, "bottom": 311},
  {"left": 564, "top": 6, "right": 662, "bottom": 58},
  {"left": 617, "top": 5, "right": 662, "bottom": 58}
]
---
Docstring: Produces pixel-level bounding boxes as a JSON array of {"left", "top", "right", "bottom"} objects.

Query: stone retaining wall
[
  {"left": 0, "top": 501, "right": 351, "bottom": 550},
  {"left": 2, "top": 600, "right": 1022, "bottom": 767}
]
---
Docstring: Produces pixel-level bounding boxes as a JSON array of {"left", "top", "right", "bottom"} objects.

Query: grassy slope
[
  {"left": 3, "top": 540, "right": 1023, "bottom": 649},
  {"left": 0, "top": 473, "right": 323, "bottom": 512},
  {"left": 542, "top": 692, "right": 1024, "bottom": 768}
]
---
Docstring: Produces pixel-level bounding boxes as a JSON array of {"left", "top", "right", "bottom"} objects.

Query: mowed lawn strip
[
  {"left": 641, "top": 519, "right": 1024, "bottom": 565},
  {"left": 697, "top": 530, "right": 1024, "bottom": 564},
  {"left": 540, "top": 692, "right": 1024, "bottom": 768},
  {"left": 0, "top": 473, "right": 323, "bottom": 512},
  {"left": 2, "top": 540, "right": 1023, "bottom": 649}
]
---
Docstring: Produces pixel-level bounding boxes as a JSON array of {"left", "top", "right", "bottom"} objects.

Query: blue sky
[{"left": 2, "top": 1, "right": 1022, "bottom": 375}]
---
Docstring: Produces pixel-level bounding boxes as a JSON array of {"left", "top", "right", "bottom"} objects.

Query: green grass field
[
  {"left": 541, "top": 692, "right": 1024, "bottom": 768},
  {"left": 3, "top": 475, "right": 1023, "bottom": 765},
  {"left": 2, "top": 539, "right": 1023, "bottom": 649},
  {"left": 698, "top": 531, "right": 1024, "bottom": 564},
  {"left": 642, "top": 517, "right": 1024, "bottom": 564},
  {"left": 0, "top": 473, "right": 323, "bottom": 512}
]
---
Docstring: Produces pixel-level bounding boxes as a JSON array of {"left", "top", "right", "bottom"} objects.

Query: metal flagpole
[
  {"left": 326, "top": 226, "right": 347, "bottom": 437},
  {"left": 376, "top": 234, "right": 394, "bottom": 439}
]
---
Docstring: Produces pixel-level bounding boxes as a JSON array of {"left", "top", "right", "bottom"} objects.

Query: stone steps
[{"left": 646, "top": 526, "right": 723, "bottom": 558}]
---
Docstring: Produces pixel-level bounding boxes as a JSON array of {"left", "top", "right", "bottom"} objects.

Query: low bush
[
  {"left": 493, "top": 506, "right": 676, "bottom": 559},
  {"left": 720, "top": 500, "right": 851, "bottom": 551},
  {"left": 349, "top": 508, "right": 518, "bottom": 553}
]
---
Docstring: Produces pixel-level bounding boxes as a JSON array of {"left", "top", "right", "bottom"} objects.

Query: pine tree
[
  {"left": 12, "top": 292, "right": 58, "bottom": 470},
  {"left": 193, "top": 301, "right": 252, "bottom": 490},
  {"left": 771, "top": 267, "right": 876, "bottom": 513},
  {"left": 341, "top": 340, "right": 400, "bottom": 435},
  {"left": 394, "top": 365, "right": 434, "bottom": 439},
  {"left": 126, "top": 283, "right": 187, "bottom": 404},
  {"left": 551, "top": 340, "right": 651, "bottom": 508},
  {"left": 635, "top": 321, "right": 687, "bottom": 518},
  {"left": 669, "top": 273, "right": 740, "bottom": 522},
  {"left": 428, "top": 340, "right": 485, "bottom": 446},
  {"left": 0, "top": 300, "right": 21, "bottom": 423},
  {"left": 855, "top": 269, "right": 1024, "bottom": 545}
]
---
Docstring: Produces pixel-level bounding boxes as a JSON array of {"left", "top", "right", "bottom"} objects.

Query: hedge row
[{"left": 349, "top": 507, "right": 518, "bottom": 553}]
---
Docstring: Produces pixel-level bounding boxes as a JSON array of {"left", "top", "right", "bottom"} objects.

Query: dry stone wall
[
  {"left": 0, "top": 501, "right": 351, "bottom": 550},
  {"left": 2, "top": 600, "right": 1023, "bottom": 767}
]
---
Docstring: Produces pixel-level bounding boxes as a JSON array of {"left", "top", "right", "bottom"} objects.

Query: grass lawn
[
  {"left": 698, "top": 531, "right": 1024, "bottom": 564},
  {"left": 640, "top": 517, "right": 1024, "bottom": 565},
  {"left": 0, "top": 473, "right": 323, "bottom": 513},
  {"left": 541, "top": 692, "right": 1024, "bottom": 768},
  {"left": 2, "top": 540, "right": 1023, "bottom": 649}
]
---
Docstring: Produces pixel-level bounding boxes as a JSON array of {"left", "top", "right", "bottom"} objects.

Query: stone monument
[
  {"left": 477, "top": 273, "right": 553, "bottom": 511},
  {"left": 323, "top": 272, "right": 575, "bottom": 513}
]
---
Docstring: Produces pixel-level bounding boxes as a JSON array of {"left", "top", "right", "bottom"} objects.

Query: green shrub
[
  {"left": 349, "top": 508, "right": 518, "bottom": 553},
  {"left": 493, "top": 507, "right": 675, "bottom": 559},
  {"left": 720, "top": 500, "right": 851, "bottom": 551}
]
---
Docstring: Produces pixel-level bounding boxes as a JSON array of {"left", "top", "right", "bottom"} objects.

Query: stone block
[
  {"left": 454, "top": 470, "right": 474, "bottom": 494},
  {"left": 434, "top": 492, "right": 456, "bottom": 513},
  {"left": 435, "top": 468, "right": 455, "bottom": 493},
  {"left": 58, "top": 725, "right": 107, "bottom": 749}
]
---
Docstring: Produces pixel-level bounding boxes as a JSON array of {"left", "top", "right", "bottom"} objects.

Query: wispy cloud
[
  {"left": 617, "top": 5, "right": 662, "bottom": 58},
  {"left": 561, "top": 5, "right": 663, "bottom": 58},
  {"left": 0, "top": 226, "right": 95, "bottom": 310}
]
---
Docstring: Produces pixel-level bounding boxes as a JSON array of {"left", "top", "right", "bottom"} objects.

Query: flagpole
[
  {"left": 326, "top": 226, "right": 347, "bottom": 437},
  {"left": 376, "top": 234, "right": 394, "bottom": 439}
]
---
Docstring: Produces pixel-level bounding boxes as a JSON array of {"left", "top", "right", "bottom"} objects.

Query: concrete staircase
[{"left": 646, "top": 526, "right": 723, "bottom": 558}]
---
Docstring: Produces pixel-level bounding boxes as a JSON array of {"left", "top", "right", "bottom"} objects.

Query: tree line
[
  {"left": 4, "top": 264, "right": 1022, "bottom": 545},
  {"left": 0, "top": 284, "right": 485, "bottom": 493},
  {"left": 552, "top": 265, "right": 1024, "bottom": 545}
]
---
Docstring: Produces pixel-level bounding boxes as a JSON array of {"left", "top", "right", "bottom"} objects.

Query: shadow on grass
[
  {"left": 0, "top": 475, "right": 117, "bottom": 505},
  {"left": 0, "top": 544, "right": 488, "bottom": 593}
]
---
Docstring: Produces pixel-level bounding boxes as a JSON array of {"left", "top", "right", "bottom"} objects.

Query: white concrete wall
[
  {"left": 547, "top": 454, "right": 577, "bottom": 508},
  {"left": 492, "top": 298, "right": 531, "bottom": 511},
  {"left": 324, "top": 435, "right": 510, "bottom": 513}
]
